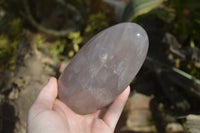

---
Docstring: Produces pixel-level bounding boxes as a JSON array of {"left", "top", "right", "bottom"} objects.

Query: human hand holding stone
[{"left": 27, "top": 77, "right": 130, "bottom": 133}]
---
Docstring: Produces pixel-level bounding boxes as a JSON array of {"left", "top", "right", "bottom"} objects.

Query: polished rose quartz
[{"left": 58, "top": 22, "right": 149, "bottom": 114}]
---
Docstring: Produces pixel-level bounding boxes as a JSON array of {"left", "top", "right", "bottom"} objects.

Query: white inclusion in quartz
[
  {"left": 113, "top": 60, "right": 127, "bottom": 75},
  {"left": 58, "top": 22, "right": 149, "bottom": 115},
  {"left": 100, "top": 53, "right": 108, "bottom": 63}
]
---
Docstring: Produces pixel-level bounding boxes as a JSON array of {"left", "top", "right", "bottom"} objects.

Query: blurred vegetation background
[{"left": 0, "top": 0, "right": 200, "bottom": 133}]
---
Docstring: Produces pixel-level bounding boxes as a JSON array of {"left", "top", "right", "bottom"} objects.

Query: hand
[{"left": 27, "top": 77, "right": 130, "bottom": 133}]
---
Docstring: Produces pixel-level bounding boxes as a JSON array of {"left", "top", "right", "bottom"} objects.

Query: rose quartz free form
[{"left": 58, "top": 22, "right": 149, "bottom": 114}]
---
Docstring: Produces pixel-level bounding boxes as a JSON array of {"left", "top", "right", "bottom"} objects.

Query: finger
[
  {"left": 103, "top": 86, "right": 130, "bottom": 131},
  {"left": 33, "top": 77, "right": 58, "bottom": 110}
]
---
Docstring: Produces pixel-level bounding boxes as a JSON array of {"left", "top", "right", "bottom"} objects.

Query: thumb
[{"left": 33, "top": 77, "right": 58, "bottom": 110}]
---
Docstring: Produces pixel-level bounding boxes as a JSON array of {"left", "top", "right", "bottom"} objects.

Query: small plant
[
  {"left": 67, "top": 31, "right": 83, "bottom": 58},
  {"left": 49, "top": 39, "right": 67, "bottom": 62},
  {"left": 34, "top": 34, "right": 46, "bottom": 51},
  {"left": 85, "top": 12, "right": 109, "bottom": 35},
  {"left": 0, "top": 35, "right": 18, "bottom": 71}
]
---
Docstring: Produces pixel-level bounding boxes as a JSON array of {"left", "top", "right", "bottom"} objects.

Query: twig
[
  {"left": 22, "top": 0, "right": 75, "bottom": 37},
  {"left": 146, "top": 56, "right": 200, "bottom": 85},
  {"left": 145, "top": 56, "right": 200, "bottom": 98}
]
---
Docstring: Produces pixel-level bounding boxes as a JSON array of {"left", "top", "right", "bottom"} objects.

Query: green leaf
[{"left": 121, "top": 0, "right": 164, "bottom": 22}]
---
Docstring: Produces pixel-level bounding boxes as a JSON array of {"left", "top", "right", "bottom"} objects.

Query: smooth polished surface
[{"left": 58, "top": 22, "right": 149, "bottom": 114}]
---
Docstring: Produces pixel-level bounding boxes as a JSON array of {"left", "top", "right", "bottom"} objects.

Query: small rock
[
  {"left": 166, "top": 122, "right": 184, "bottom": 133},
  {"left": 14, "top": 77, "right": 24, "bottom": 88},
  {"left": 8, "top": 89, "right": 19, "bottom": 100},
  {"left": 122, "top": 92, "right": 156, "bottom": 132},
  {"left": 186, "top": 114, "right": 200, "bottom": 133}
]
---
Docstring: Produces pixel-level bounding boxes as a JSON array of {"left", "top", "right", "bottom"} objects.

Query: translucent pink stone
[{"left": 58, "top": 22, "right": 149, "bottom": 114}]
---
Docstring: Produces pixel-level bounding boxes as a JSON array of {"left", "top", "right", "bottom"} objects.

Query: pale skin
[{"left": 27, "top": 77, "right": 130, "bottom": 133}]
